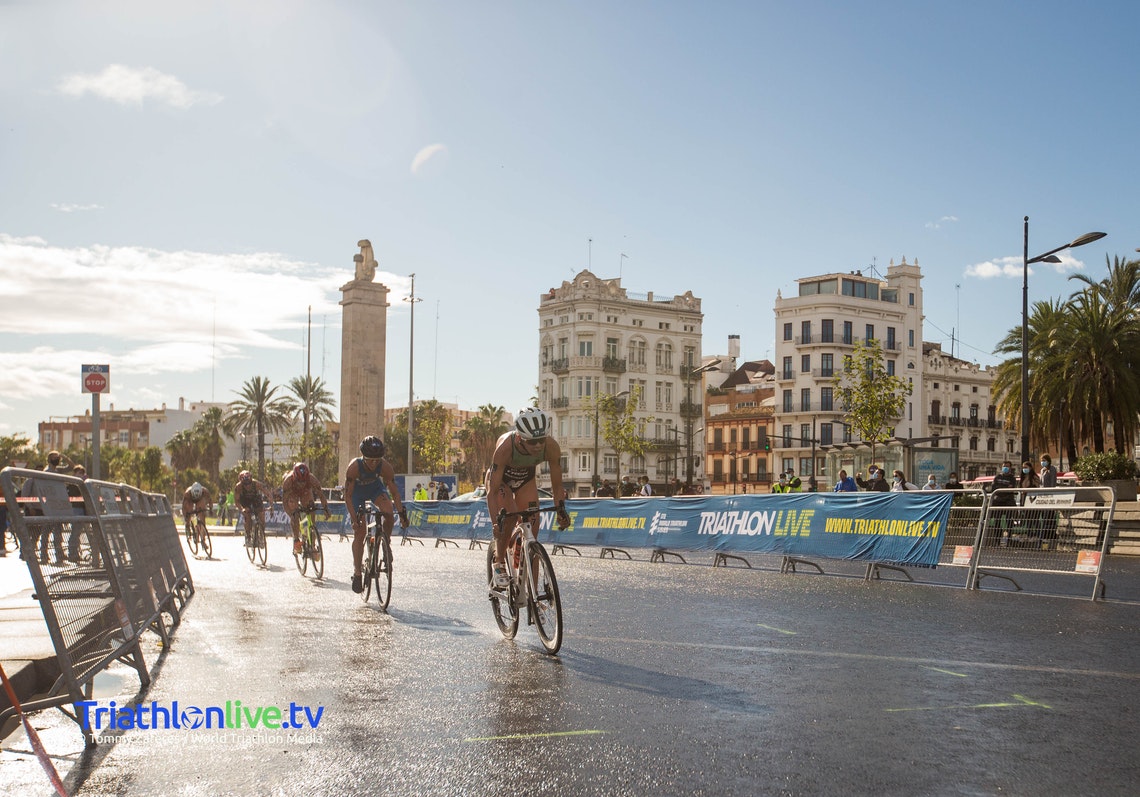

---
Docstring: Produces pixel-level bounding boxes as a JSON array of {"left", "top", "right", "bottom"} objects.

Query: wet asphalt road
[{"left": 4, "top": 530, "right": 1140, "bottom": 796}]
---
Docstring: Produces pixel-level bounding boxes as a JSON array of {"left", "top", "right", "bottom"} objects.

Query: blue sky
[{"left": 2, "top": 1, "right": 1137, "bottom": 441}]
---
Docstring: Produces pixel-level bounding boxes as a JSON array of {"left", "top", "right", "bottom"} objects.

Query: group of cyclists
[{"left": 178, "top": 406, "right": 570, "bottom": 595}]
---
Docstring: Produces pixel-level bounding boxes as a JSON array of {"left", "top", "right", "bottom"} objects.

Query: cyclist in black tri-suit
[{"left": 233, "top": 470, "right": 273, "bottom": 547}]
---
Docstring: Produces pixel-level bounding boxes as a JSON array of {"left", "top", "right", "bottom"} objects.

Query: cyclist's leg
[
  {"left": 350, "top": 502, "right": 368, "bottom": 578},
  {"left": 284, "top": 498, "right": 302, "bottom": 552}
]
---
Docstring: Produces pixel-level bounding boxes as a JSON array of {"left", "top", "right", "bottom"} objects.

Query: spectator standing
[
  {"left": 436, "top": 481, "right": 450, "bottom": 501},
  {"left": 944, "top": 473, "right": 964, "bottom": 490},
  {"left": 1039, "top": 454, "right": 1058, "bottom": 488},
  {"left": 595, "top": 479, "right": 615, "bottom": 498},
  {"left": 922, "top": 474, "right": 939, "bottom": 490},
  {"left": 620, "top": 475, "right": 637, "bottom": 497},
  {"left": 987, "top": 461, "right": 1019, "bottom": 545},
  {"left": 890, "top": 470, "right": 919, "bottom": 491},
  {"left": 414, "top": 483, "right": 428, "bottom": 501},
  {"left": 855, "top": 467, "right": 889, "bottom": 492},
  {"left": 772, "top": 473, "right": 789, "bottom": 493},
  {"left": 638, "top": 475, "right": 653, "bottom": 497},
  {"left": 833, "top": 470, "right": 858, "bottom": 492},
  {"left": 786, "top": 469, "right": 803, "bottom": 492}
]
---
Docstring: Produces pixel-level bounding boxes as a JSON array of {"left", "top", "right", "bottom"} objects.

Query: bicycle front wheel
[
  {"left": 311, "top": 532, "right": 324, "bottom": 579},
  {"left": 528, "top": 543, "right": 563, "bottom": 655},
  {"left": 376, "top": 537, "right": 392, "bottom": 610},
  {"left": 255, "top": 517, "right": 267, "bottom": 566},
  {"left": 363, "top": 536, "right": 376, "bottom": 603},
  {"left": 294, "top": 533, "right": 308, "bottom": 575},
  {"left": 486, "top": 543, "right": 518, "bottom": 639},
  {"left": 245, "top": 517, "right": 257, "bottom": 563},
  {"left": 199, "top": 521, "right": 213, "bottom": 559},
  {"left": 185, "top": 523, "right": 199, "bottom": 555}
]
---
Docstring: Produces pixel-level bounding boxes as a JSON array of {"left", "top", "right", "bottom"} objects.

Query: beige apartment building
[
  {"left": 922, "top": 342, "right": 1018, "bottom": 479},
  {"left": 773, "top": 259, "right": 925, "bottom": 488},
  {"left": 537, "top": 270, "right": 706, "bottom": 497}
]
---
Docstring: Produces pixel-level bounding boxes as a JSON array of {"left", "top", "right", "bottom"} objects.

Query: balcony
[
  {"left": 777, "top": 370, "right": 796, "bottom": 382},
  {"left": 656, "top": 362, "right": 674, "bottom": 374},
  {"left": 602, "top": 356, "right": 627, "bottom": 373},
  {"left": 550, "top": 397, "right": 570, "bottom": 409},
  {"left": 549, "top": 358, "right": 569, "bottom": 374},
  {"left": 680, "top": 399, "right": 702, "bottom": 418},
  {"left": 928, "top": 414, "right": 947, "bottom": 425}
]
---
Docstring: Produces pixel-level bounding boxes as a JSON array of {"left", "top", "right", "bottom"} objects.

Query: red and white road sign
[{"left": 82, "top": 364, "right": 110, "bottom": 394}]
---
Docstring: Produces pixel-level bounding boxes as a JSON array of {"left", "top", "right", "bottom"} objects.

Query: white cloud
[
  {"left": 965, "top": 253, "right": 1086, "bottom": 279},
  {"left": 925, "top": 215, "right": 959, "bottom": 230},
  {"left": 57, "top": 64, "right": 223, "bottom": 109},
  {"left": 411, "top": 143, "right": 448, "bottom": 174},
  {"left": 0, "top": 236, "right": 412, "bottom": 406},
  {"left": 50, "top": 203, "right": 103, "bottom": 213}
]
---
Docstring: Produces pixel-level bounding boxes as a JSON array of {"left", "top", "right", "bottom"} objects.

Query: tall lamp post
[
  {"left": 405, "top": 274, "right": 422, "bottom": 476},
  {"left": 684, "top": 359, "right": 721, "bottom": 488},
  {"left": 1021, "top": 218, "right": 1106, "bottom": 464},
  {"left": 592, "top": 390, "right": 628, "bottom": 494}
]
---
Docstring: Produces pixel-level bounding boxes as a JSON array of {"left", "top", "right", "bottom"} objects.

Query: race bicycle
[
  {"left": 293, "top": 504, "right": 323, "bottom": 579},
  {"left": 184, "top": 509, "right": 212, "bottom": 558},
  {"left": 487, "top": 505, "right": 563, "bottom": 654},
  {"left": 360, "top": 501, "right": 394, "bottom": 609},
  {"left": 244, "top": 506, "right": 268, "bottom": 567}
]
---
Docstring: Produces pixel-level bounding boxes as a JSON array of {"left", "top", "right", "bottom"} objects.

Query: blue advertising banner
[{"left": 400, "top": 492, "right": 954, "bottom": 567}]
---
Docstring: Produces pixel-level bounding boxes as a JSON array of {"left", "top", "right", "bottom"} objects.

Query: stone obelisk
[{"left": 338, "top": 240, "right": 389, "bottom": 479}]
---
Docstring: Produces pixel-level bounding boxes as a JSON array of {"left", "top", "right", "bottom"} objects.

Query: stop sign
[{"left": 84, "top": 371, "right": 107, "bottom": 393}]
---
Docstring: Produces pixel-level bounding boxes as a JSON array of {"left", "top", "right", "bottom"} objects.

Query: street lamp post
[
  {"left": 1021, "top": 218, "right": 1106, "bottom": 464},
  {"left": 684, "top": 359, "right": 721, "bottom": 489},
  {"left": 592, "top": 390, "right": 628, "bottom": 495}
]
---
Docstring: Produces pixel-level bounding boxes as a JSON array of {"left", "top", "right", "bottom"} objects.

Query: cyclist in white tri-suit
[{"left": 485, "top": 408, "right": 571, "bottom": 590}]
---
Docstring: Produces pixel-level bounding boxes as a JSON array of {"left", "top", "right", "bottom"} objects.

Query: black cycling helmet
[{"left": 360, "top": 435, "right": 385, "bottom": 458}]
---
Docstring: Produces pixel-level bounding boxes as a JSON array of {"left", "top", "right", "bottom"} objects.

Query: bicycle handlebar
[{"left": 496, "top": 506, "right": 561, "bottom": 523}]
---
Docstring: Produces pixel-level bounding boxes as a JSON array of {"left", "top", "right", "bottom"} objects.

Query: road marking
[
  {"left": 921, "top": 666, "right": 968, "bottom": 677},
  {"left": 757, "top": 624, "right": 797, "bottom": 635},
  {"left": 464, "top": 729, "right": 608, "bottom": 742},
  {"left": 885, "top": 694, "right": 1052, "bottom": 713},
  {"left": 575, "top": 635, "right": 1140, "bottom": 681}
]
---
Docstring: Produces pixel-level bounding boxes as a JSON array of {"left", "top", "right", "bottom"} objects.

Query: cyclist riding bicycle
[
  {"left": 233, "top": 470, "right": 273, "bottom": 547},
  {"left": 181, "top": 482, "right": 211, "bottom": 541},
  {"left": 282, "top": 463, "right": 331, "bottom": 558},
  {"left": 485, "top": 408, "right": 570, "bottom": 591},
  {"left": 344, "top": 435, "right": 408, "bottom": 594}
]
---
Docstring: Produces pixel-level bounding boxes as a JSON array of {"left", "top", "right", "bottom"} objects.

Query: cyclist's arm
[{"left": 545, "top": 439, "right": 571, "bottom": 527}]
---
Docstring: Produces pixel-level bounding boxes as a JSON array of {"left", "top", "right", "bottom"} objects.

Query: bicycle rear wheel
[
  {"left": 376, "top": 537, "right": 392, "bottom": 610},
  {"left": 528, "top": 542, "right": 563, "bottom": 654},
  {"left": 255, "top": 516, "right": 267, "bottom": 566},
  {"left": 486, "top": 543, "right": 519, "bottom": 639},
  {"left": 199, "top": 521, "right": 213, "bottom": 559}
]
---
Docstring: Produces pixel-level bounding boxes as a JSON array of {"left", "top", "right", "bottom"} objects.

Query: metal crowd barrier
[
  {"left": 0, "top": 466, "right": 193, "bottom": 745},
  {"left": 968, "top": 486, "right": 1116, "bottom": 600}
]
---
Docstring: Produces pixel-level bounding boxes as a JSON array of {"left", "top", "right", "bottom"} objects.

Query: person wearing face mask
[
  {"left": 921, "top": 474, "right": 939, "bottom": 490},
  {"left": 890, "top": 470, "right": 919, "bottom": 491},
  {"left": 1037, "top": 454, "right": 1059, "bottom": 548},
  {"left": 987, "top": 460, "right": 1018, "bottom": 545},
  {"left": 1039, "top": 454, "right": 1058, "bottom": 488},
  {"left": 855, "top": 467, "right": 889, "bottom": 492}
]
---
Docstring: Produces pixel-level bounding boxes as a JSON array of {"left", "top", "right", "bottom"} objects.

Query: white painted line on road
[
  {"left": 576, "top": 635, "right": 1140, "bottom": 681},
  {"left": 464, "top": 729, "right": 608, "bottom": 742},
  {"left": 921, "top": 666, "right": 968, "bottom": 677},
  {"left": 756, "top": 624, "right": 797, "bottom": 635}
]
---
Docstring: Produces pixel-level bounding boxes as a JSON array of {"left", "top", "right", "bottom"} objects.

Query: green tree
[
  {"left": 458, "top": 404, "right": 508, "bottom": 484},
  {"left": 287, "top": 375, "right": 337, "bottom": 459},
  {"left": 384, "top": 412, "right": 409, "bottom": 475},
  {"left": 832, "top": 339, "right": 912, "bottom": 462},
  {"left": 597, "top": 385, "right": 653, "bottom": 491},
  {"left": 0, "top": 434, "right": 36, "bottom": 468},
  {"left": 192, "top": 406, "right": 229, "bottom": 487},
  {"left": 224, "top": 377, "right": 296, "bottom": 481},
  {"left": 411, "top": 399, "right": 452, "bottom": 475},
  {"left": 165, "top": 429, "right": 200, "bottom": 483}
]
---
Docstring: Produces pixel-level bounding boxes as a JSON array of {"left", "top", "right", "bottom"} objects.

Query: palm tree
[
  {"left": 459, "top": 404, "right": 508, "bottom": 483},
  {"left": 192, "top": 406, "right": 229, "bottom": 487},
  {"left": 286, "top": 375, "right": 337, "bottom": 458},
  {"left": 224, "top": 377, "right": 296, "bottom": 480},
  {"left": 165, "top": 429, "right": 199, "bottom": 488}
]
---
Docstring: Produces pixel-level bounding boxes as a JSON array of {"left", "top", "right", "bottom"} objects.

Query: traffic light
[{"left": 764, "top": 438, "right": 771, "bottom": 452}]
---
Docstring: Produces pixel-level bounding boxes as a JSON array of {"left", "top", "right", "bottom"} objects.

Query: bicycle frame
[{"left": 491, "top": 505, "right": 563, "bottom": 654}]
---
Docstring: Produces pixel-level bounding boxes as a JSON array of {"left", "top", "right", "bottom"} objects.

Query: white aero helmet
[
  {"left": 515, "top": 407, "right": 551, "bottom": 440},
  {"left": 189, "top": 482, "right": 204, "bottom": 499}
]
